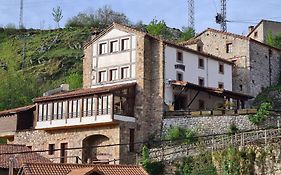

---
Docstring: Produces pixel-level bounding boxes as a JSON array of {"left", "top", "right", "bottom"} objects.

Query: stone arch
[{"left": 82, "top": 134, "right": 110, "bottom": 163}]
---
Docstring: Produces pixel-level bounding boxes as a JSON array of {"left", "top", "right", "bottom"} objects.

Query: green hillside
[{"left": 0, "top": 27, "right": 92, "bottom": 110}]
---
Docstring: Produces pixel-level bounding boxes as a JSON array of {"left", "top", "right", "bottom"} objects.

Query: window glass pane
[
  {"left": 121, "top": 38, "right": 129, "bottom": 50},
  {"left": 121, "top": 67, "right": 129, "bottom": 79},
  {"left": 110, "top": 40, "right": 118, "bottom": 52}
]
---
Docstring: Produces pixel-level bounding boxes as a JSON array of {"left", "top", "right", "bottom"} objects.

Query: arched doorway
[{"left": 82, "top": 134, "right": 110, "bottom": 163}]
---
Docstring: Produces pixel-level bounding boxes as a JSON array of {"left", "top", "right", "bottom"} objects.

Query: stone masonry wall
[
  {"left": 10, "top": 125, "right": 120, "bottom": 164},
  {"left": 249, "top": 41, "right": 280, "bottom": 97},
  {"left": 163, "top": 115, "right": 281, "bottom": 135},
  {"left": 83, "top": 44, "right": 93, "bottom": 88}
]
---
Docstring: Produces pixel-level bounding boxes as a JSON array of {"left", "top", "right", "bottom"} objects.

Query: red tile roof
[
  {"left": 0, "top": 105, "right": 35, "bottom": 117},
  {"left": 33, "top": 82, "right": 137, "bottom": 103},
  {"left": 19, "top": 163, "right": 149, "bottom": 175},
  {"left": 0, "top": 144, "right": 51, "bottom": 169}
]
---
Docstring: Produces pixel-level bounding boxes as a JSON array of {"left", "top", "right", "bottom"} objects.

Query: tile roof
[
  {"left": 0, "top": 105, "right": 35, "bottom": 117},
  {"left": 19, "top": 163, "right": 149, "bottom": 175},
  {"left": 33, "top": 82, "right": 137, "bottom": 103},
  {"left": 0, "top": 144, "right": 51, "bottom": 169},
  {"left": 171, "top": 80, "right": 253, "bottom": 100}
]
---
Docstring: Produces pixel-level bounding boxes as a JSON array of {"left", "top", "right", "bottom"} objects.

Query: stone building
[
  {"left": 0, "top": 23, "right": 251, "bottom": 165},
  {"left": 248, "top": 20, "right": 281, "bottom": 43},
  {"left": 181, "top": 28, "right": 281, "bottom": 103}
]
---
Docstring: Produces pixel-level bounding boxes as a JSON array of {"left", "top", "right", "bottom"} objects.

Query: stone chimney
[
  {"left": 248, "top": 26, "right": 255, "bottom": 34},
  {"left": 91, "top": 28, "right": 101, "bottom": 40}
]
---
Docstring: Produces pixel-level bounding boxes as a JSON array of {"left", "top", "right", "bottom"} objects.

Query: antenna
[
  {"left": 19, "top": 0, "right": 24, "bottom": 29},
  {"left": 215, "top": 0, "right": 227, "bottom": 32},
  {"left": 188, "top": 0, "right": 195, "bottom": 30}
]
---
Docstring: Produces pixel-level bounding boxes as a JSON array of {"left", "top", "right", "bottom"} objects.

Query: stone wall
[
  {"left": 10, "top": 124, "right": 121, "bottom": 164},
  {"left": 249, "top": 40, "right": 281, "bottom": 97},
  {"left": 83, "top": 43, "right": 93, "bottom": 88},
  {"left": 163, "top": 114, "right": 281, "bottom": 135}
]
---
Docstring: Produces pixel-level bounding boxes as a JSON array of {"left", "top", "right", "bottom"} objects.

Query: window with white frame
[
  {"left": 99, "top": 43, "right": 107, "bottom": 55},
  {"left": 110, "top": 40, "right": 118, "bottom": 53},
  {"left": 98, "top": 70, "right": 107, "bottom": 82},
  {"left": 121, "top": 38, "right": 130, "bottom": 51},
  {"left": 109, "top": 69, "right": 118, "bottom": 81},
  {"left": 121, "top": 67, "right": 129, "bottom": 79}
]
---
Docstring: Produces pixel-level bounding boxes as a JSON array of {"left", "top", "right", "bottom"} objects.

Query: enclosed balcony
[{"left": 34, "top": 83, "right": 136, "bottom": 129}]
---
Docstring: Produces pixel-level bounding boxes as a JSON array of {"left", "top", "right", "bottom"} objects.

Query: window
[
  {"left": 199, "top": 100, "right": 205, "bottom": 110},
  {"left": 254, "top": 31, "right": 258, "bottom": 37},
  {"left": 198, "top": 57, "right": 204, "bottom": 69},
  {"left": 219, "top": 63, "right": 224, "bottom": 74},
  {"left": 48, "top": 144, "right": 55, "bottom": 155},
  {"left": 226, "top": 43, "right": 233, "bottom": 53},
  {"left": 218, "top": 82, "right": 224, "bottom": 89},
  {"left": 197, "top": 45, "right": 202, "bottom": 52},
  {"left": 129, "top": 129, "right": 135, "bottom": 152},
  {"left": 198, "top": 77, "right": 204, "bottom": 86},
  {"left": 98, "top": 71, "right": 107, "bottom": 82},
  {"left": 239, "top": 84, "right": 243, "bottom": 91},
  {"left": 99, "top": 43, "right": 107, "bottom": 55},
  {"left": 27, "top": 146, "right": 32, "bottom": 150},
  {"left": 177, "top": 72, "right": 183, "bottom": 81},
  {"left": 60, "top": 143, "right": 68, "bottom": 163},
  {"left": 109, "top": 69, "right": 118, "bottom": 81},
  {"left": 177, "top": 51, "right": 183, "bottom": 62},
  {"left": 121, "top": 38, "right": 130, "bottom": 51},
  {"left": 121, "top": 67, "right": 129, "bottom": 79},
  {"left": 110, "top": 40, "right": 118, "bottom": 53}
]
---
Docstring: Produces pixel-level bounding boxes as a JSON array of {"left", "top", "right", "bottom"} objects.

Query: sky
[{"left": 0, "top": 0, "right": 281, "bottom": 35}]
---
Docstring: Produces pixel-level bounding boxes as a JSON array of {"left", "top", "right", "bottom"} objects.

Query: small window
[
  {"left": 60, "top": 143, "right": 68, "bottom": 163},
  {"left": 121, "top": 67, "right": 129, "bottom": 79},
  {"left": 99, "top": 43, "right": 107, "bottom": 55},
  {"left": 226, "top": 43, "right": 233, "bottom": 53},
  {"left": 198, "top": 77, "right": 204, "bottom": 86},
  {"left": 239, "top": 84, "right": 243, "bottom": 91},
  {"left": 177, "top": 51, "right": 183, "bottom": 62},
  {"left": 121, "top": 38, "right": 130, "bottom": 51},
  {"left": 109, "top": 69, "right": 118, "bottom": 81},
  {"left": 219, "top": 63, "right": 224, "bottom": 74},
  {"left": 199, "top": 100, "right": 205, "bottom": 110},
  {"left": 197, "top": 45, "right": 202, "bottom": 52},
  {"left": 129, "top": 129, "right": 135, "bottom": 152},
  {"left": 177, "top": 72, "right": 183, "bottom": 81},
  {"left": 198, "top": 57, "right": 204, "bottom": 69},
  {"left": 27, "top": 146, "right": 32, "bottom": 150},
  {"left": 98, "top": 71, "right": 107, "bottom": 82},
  {"left": 110, "top": 40, "right": 118, "bottom": 53},
  {"left": 218, "top": 82, "right": 224, "bottom": 89},
  {"left": 254, "top": 31, "right": 258, "bottom": 37},
  {"left": 48, "top": 144, "right": 55, "bottom": 155}
]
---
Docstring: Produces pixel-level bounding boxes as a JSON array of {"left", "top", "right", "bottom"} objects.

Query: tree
[
  {"left": 146, "top": 19, "right": 173, "bottom": 40},
  {"left": 179, "top": 27, "right": 195, "bottom": 42},
  {"left": 52, "top": 6, "right": 63, "bottom": 28},
  {"left": 65, "top": 6, "right": 130, "bottom": 29},
  {"left": 266, "top": 31, "right": 281, "bottom": 49}
]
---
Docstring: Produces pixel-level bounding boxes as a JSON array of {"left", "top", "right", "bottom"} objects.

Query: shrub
[
  {"left": 165, "top": 126, "right": 198, "bottom": 144},
  {"left": 140, "top": 145, "right": 164, "bottom": 175},
  {"left": 248, "top": 102, "right": 272, "bottom": 125},
  {"left": 228, "top": 123, "right": 239, "bottom": 135}
]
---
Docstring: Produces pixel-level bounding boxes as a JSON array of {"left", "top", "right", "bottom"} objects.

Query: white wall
[
  {"left": 164, "top": 46, "right": 232, "bottom": 105},
  {"left": 91, "top": 29, "right": 137, "bottom": 87}
]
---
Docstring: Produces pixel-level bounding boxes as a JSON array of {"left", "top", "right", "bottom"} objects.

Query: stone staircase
[{"left": 149, "top": 128, "right": 281, "bottom": 162}]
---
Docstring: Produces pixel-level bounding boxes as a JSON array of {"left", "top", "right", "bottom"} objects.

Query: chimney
[
  {"left": 91, "top": 28, "right": 101, "bottom": 40},
  {"left": 248, "top": 26, "right": 254, "bottom": 34}
]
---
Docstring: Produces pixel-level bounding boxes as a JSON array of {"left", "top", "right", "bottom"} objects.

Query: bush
[
  {"left": 165, "top": 126, "right": 198, "bottom": 144},
  {"left": 248, "top": 102, "right": 272, "bottom": 125},
  {"left": 228, "top": 123, "right": 239, "bottom": 135},
  {"left": 140, "top": 146, "right": 164, "bottom": 175}
]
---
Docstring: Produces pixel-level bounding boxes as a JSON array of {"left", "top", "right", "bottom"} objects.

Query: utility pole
[
  {"left": 19, "top": 0, "right": 24, "bottom": 29},
  {"left": 215, "top": 0, "right": 227, "bottom": 32},
  {"left": 188, "top": 0, "right": 195, "bottom": 30}
]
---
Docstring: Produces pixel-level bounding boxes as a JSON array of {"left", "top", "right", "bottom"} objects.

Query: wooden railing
[{"left": 149, "top": 128, "right": 281, "bottom": 162}]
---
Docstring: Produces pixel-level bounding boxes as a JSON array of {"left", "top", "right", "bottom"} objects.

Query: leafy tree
[
  {"left": 266, "top": 31, "right": 281, "bottom": 49},
  {"left": 52, "top": 6, "right": 63, "bottom": 28},
  {"left": 140, "top": 145, "right": 164, "bottom": 175},
  {"left": 179, "top": 27, "right": 195, "bottom": 42},
  {"left": 248, "top": 102, "right": 272, "bottom": 125},
  {"left": 65, "top": 72, "right": 82, "bottom": 90},
  {"left": 0, "top": 69, "right": 39, "bottom": 111},
  {"left": 146, "top": 19, "right": 173, "bottom": 40},
  {"left": 65, "top": 6, "right": 130, "bottom": 29},
  {"left": 4, "top": 23, "right": 16, "bottom": 29}
]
